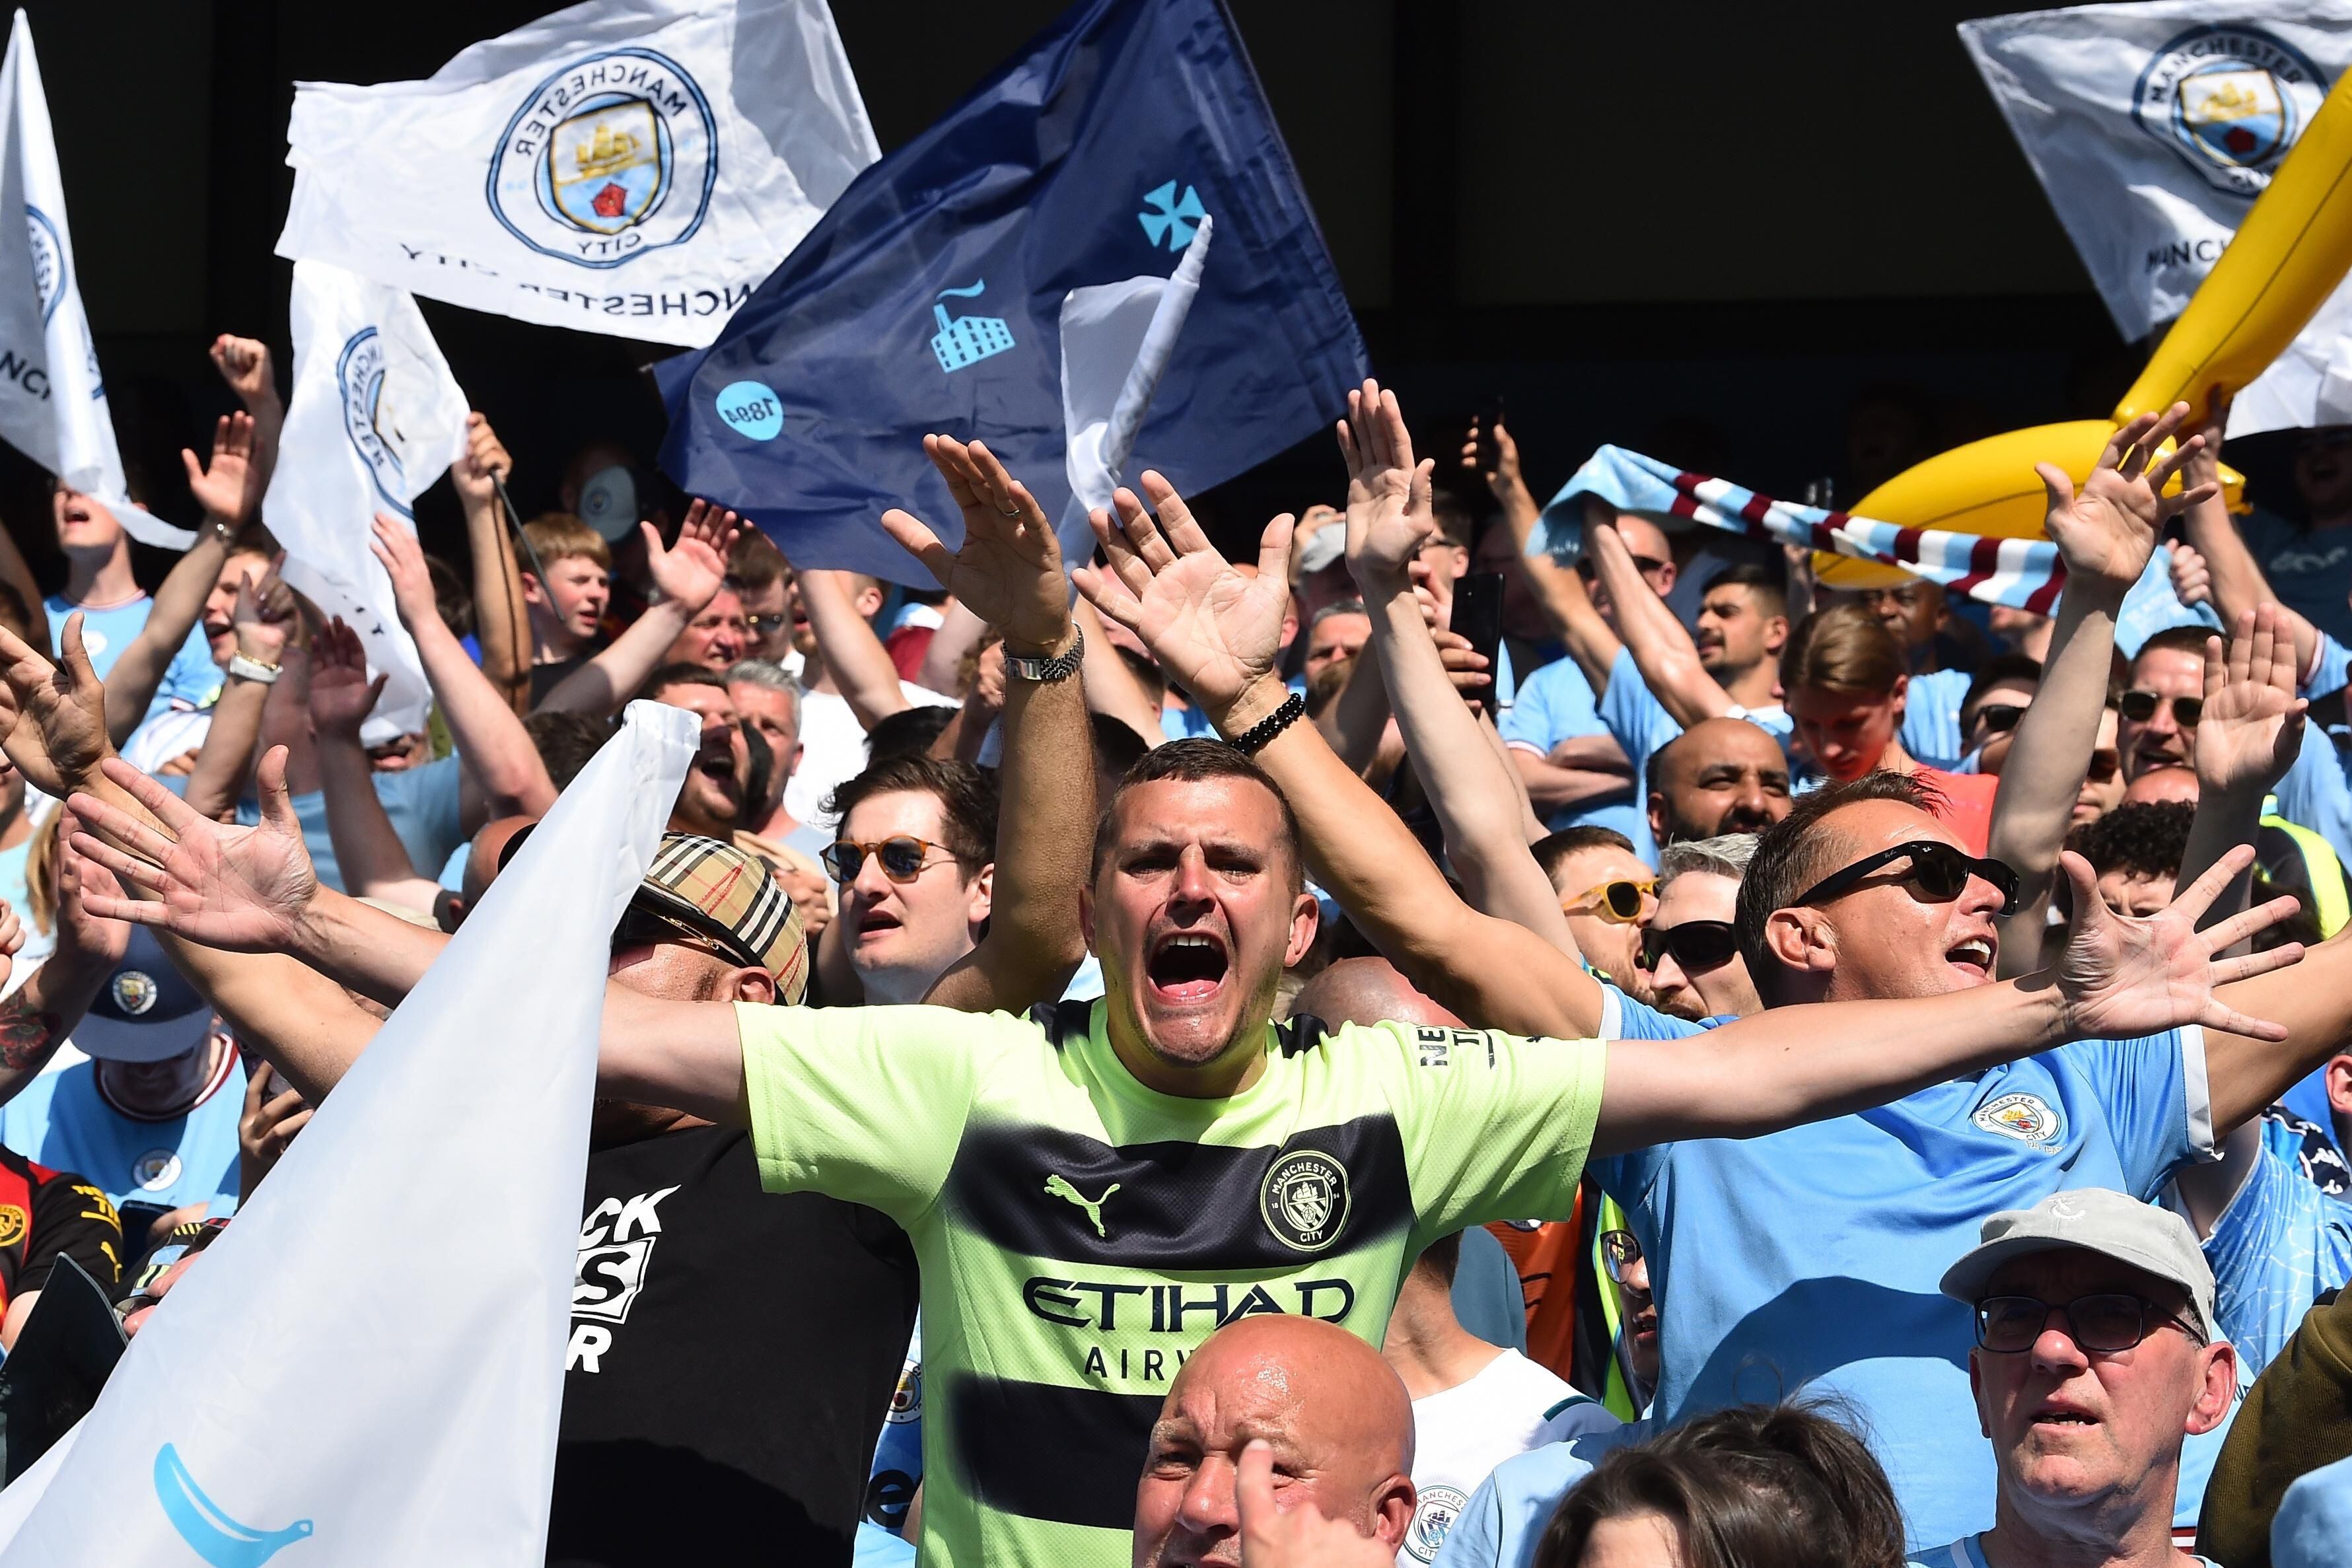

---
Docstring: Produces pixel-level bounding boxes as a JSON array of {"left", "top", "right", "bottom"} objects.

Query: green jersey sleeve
[
  {"left": 1357, "top": 1020, "right": 1608, "bottom": 1243},
  {"left": 736, "top": 1000, "right": 1013, "bottom": 1223}
]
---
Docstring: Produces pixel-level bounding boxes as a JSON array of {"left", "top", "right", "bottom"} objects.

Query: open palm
[
  {"left": 1339, "top": 378, "right": 1435, "bottom": 583},
  {"left": 880, "top": 435, "right": 1067, "bottom": 649},
  {"left": 2194, "top": 606, "right": 2306, "bottom": 797},
  {"left": 1075, "top": 471, "right": 1293, "bottom": 717},
  {"left": 0, "top": 616, "right": 109, "bottom": 799},
  {"left": 643, "top": 499, "right": 738, "bottom": 612},
  {"left": 2054, "top": 845, "right": 2299, "bottom": 1042},
  {"left": 182, "top": 412, "right": 258, "bottom": 522},
  {"left": 2036, "top": 402, "right": 2213, "bottom": 592},
  {"left": 69, "top": 754, "right": 320, "bottom": 955}
]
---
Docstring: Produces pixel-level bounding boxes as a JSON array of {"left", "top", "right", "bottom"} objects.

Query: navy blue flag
[{"left": 655, "top": 0, "right": 1367, "bottom": 585}]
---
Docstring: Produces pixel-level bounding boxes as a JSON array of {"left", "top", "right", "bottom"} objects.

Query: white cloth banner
[
  {"left": 266, "top": 260, "right": 470, "bottom": 743},
  {"left": 1961, "top": 1, "right": 2352, "bottom": 435},
  {"left": 0, "top": 701, "right": 694, "bottom": 1567},
  {"left": 1056, "top": 217, "right": 1213, "bottom": 573},
  {"left": 277, "top": 0, "right": 878, "bottom": 349},
  {"left": 0, "top": 13, "right": 188, "bottom": 548}
]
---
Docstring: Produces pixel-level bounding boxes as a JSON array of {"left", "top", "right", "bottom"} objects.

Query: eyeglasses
[
  {"left": 2120, "top": 690, "right": 2202, "bottom": 727},
  {"left": 1970, "top": 703, "right": 2026, "bottom": 737},
  {"left": 1599, "top": 1230, "right": 1645, "bottom": 1285},
  {"left": 610, "top": 901, "right": 767, "bottom": 974},
  {"left": 1793, "top": 839, "right": 2021, "bottom": 918},
  {"left": 1973, "top": 1293, "right": 2201, "bottom": 1355},
  {"left": 1563, "top": 878, "right": 1656, "bottom": 923},
  {"left": 822, "top": 835, "right": 960, "bottom": 884},
  {"left": 1636, "top": 919, "right": 1740, "bottom": 974}
]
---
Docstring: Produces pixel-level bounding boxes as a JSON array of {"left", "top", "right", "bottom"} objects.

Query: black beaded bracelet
[{"left": 1227, "top": 691, "right": 1305, "bottom": 756}]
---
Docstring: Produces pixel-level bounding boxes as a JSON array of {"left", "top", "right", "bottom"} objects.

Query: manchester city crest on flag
[
  {"left": 334, "top": 327, "right": 414, "bottom": 515},
  {"left": 486, "top": 47, "right": 717, "bottom": 268},
  {"left": 2133, "top": 24, "right": 2328, "bottom": 196},
  {"left": 24, "top": 205, "right": 59, "bottom": 323}
]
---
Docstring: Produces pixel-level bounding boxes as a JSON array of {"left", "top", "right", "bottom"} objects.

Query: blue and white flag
[
  {"left": 1546, "top": 446, "right": 2222, "bottom": 646},
  {"left": 656, "top": 0, "right": 1367, "bottom": 587},
  {"left": 0, "top": 701, "right": 694, "bottom": 1567},
  {"left": 266, "top": 260, "right": 470, "bottom": 743},
  {"left": 1961, "top": 1, "right": 2352, "bottom": 435},
  {"left": 0, "top": 12, "right": 188, "bottom": 549},
  {"left": 277, "top": 0, "right": 878, "bottom": 348}
]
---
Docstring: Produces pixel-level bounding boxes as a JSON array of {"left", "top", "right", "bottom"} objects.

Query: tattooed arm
[{"left": 0, "top": 837, "right": 130, "bottom": 1105}]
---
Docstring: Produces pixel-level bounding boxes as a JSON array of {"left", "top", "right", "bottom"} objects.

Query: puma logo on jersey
[{"left": 1044, "top": 1174, "right": 1120, "bottom": 1237}]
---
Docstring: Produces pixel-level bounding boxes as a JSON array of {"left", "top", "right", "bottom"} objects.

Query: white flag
[
  {"left": 0, "top": 13, "right": 188, "bottom": 549},
  {"left": 277, "top": 0, "right": 878, "bottom": 349},
  {"left": 1962, "top": 1, "right": 2352, "bottom": 435},
  {"left": 0, "top": 700, "right": 694, "bottom": 1567},
  {"left": 1056, "top": 217, "right": 1213, "bottom": 570},
  {"left": 266, "top": 260, "right": 471, "bottom": 744}
]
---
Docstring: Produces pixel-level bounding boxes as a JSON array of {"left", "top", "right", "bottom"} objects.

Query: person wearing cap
[{"left": 1911, "top": 1188, "right": 2236, "bottom": 1567}]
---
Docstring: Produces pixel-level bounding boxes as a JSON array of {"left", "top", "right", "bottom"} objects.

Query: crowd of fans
[{"left": 1, "top": 328, "right": 2351, "bottom": 1568}]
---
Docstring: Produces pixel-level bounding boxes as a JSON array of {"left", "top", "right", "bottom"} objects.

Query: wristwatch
[
  {"left": 227, "top": 652, "right": 281, "bottom": 685},
  {"left": 1004, "top": 629, "right": 1083, "bottom": 684}
]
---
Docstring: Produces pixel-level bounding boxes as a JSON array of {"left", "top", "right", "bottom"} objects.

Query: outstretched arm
[
  {"left": 102, "top": 414, "right": 254, "bottom": 744},
  {"left": 1583, "top": 518, "right": 1731, "bottom": 730},
  {"left": 1467, "top": 417, "right": 1592, "bottom": 654},
  {"left": 181, "top": 554, "right": 295, "bottom": 823},
  {"left": 452, "top": 413, "right": 532, "bottom": 715},
  {"left": 370, "top": 514, "right": 554, "bottom": 830},
  {"left": 537, "top": 501, "right": 740, "bottom": 716},
  {"left": 2178, "top": 410, "right": 2322, "bottom": 682},
  {"left": 1990, "top": 404, "right": 2214, "bottom": 976},
  {"left": 0, "top": 841, "right": 128, "bottom": 1105},
  {"left": 801, "top": 567, "right": 910, "bottom": 728},
  {"left": 879, "top": 436, "right": 1091, "bottom": 1013},
  {"left": 209, "top": 335, "right": 283, "bottom": 493},
  {"left": 307, "top": 616, "right": 445, "bottom": 909}
]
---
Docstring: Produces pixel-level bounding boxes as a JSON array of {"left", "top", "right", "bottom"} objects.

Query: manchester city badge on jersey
[
  {"left": 2133, "top": 25, "right": 2326, "bottom": 196},
  {"left": 1260, "top": 1149, "right": 1350, "bottom": 1252},
  {"left": 133, "top": 1149, "right": 183, "bottom": 1193},
  {"left": 1404, "top": 1484, "right": 1469, "bottom": 1565},
  {"left": 110, "top": 970, "right": 159, "bottom": 1016},
  {"left": 886, "top": 1358, "right": 922, "bottom": 1424},
  {"left": 487, "top": 47, "right": 719, "bottom": 268},
  {"left": 1972, "top": 1090, "right": 2063, "bottom": 1147}
]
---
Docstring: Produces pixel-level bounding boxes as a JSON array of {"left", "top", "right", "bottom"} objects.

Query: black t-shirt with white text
[{"left": 549, "top": 1123, "right": 917, "bottom": 1567}]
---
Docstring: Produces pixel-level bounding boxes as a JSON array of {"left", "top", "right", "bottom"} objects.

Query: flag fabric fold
[
  {"left": 0, "top": 701, "right": 695, "bottom": 1567},
  {"left": 656, "top": 0, "right": 1365, "bottom": 586},
  {"left": 266, "top": 260, "right": 471, "bottom": 744},
  {"left": 0, "top": 12, "right": 188, "bottom": 549},
  {"left": 1959, "top": 1, "right": 2352, "bottom": 436},
  {"left": 277, "top": 0, "right": 878, "bottom": 348}
]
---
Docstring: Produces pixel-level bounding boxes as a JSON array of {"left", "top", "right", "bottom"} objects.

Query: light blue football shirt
[
  {"left": 43, "top": 594, "right": 218, "bottom": 727},
  {"left": 1899, "top": 667, "right": 1973, "bottom": 769},
  {"left": 1594, "top": 990, "right": 2209, "bottom": 1550},
  {"left": 0, "top": 1055, "right": 243, "bottom": 1218},
  {"left": 2275, "top": 1450, "right": 2352, "bottom": 1568},
  {"left": 2200, "top": 1120, "right": 2352, "bottom": 1380},
  {"left": 1499, "top": 655, "right": 1645, "bottom": 845}
]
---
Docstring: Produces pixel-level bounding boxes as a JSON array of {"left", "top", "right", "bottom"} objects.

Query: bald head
[
  {"left": 2123, "top": 766, "right": 2199, "bottom": 807},
  {"left": 1289, "top": 958, "right": 1462, "bottom": 1031},
  {"left": 461, "top": 814, "right": 540, "bottom": 910},
  {"left": 1133, "top": 1315, "right": 1416, "bottom": 1566},
  {"left": 1649, "top": 716, "right": 1793, "bottom": 844}
]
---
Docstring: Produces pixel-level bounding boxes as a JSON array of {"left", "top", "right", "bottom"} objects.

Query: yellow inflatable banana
[{"left": 1816, "top": 59, "right": 2352, "bottom": 591}]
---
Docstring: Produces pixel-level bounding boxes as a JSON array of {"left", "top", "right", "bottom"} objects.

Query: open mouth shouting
[
  {"left": 1146, "top": 928, "right": 1230, "bottom": 1006},
  {"left": 1946, "top": 933, "right": 1996, "bottom": 983}
]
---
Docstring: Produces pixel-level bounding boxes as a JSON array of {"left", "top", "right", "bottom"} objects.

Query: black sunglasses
[
  {"left": 1971, "top": 703, "right": 2026, "bottom": 736},
  {"left": 1793, "top": 839, "right": 2021, "bottom": 918},
  {"left": 1636, "top": 919, "right": 1740, "bottom": 974},
  {"left": 1973, "top": 1293, "right": 2200, "bottom": 1355},
  {"left": 2120, "top": 690, "right": 2202, "bottom": 727},
  {"left": 610, "top": 900, "right": 766, "bottom": 974}
]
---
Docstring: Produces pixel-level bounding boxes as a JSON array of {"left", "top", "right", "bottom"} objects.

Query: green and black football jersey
[{"left": 738, "top": 997, "right": 1607, "bottom": 1567}]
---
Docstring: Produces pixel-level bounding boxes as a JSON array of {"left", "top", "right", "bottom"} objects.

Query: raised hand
[
  {"left": 181, "top": 411, "right": 259, "bottom": 524},
  {"left": 2193, "top": 605, "right": 2306, "bottom": 799},
  {"left": 67, "top": 751, "right": 322, "bottom": 954},
  {"left": 1460, "top": 414, "right": 1527, "bottom": 505},
  {"left": 2036, "top": 402, "right": 2217, "bottom": 593},
  {"left": 1339, "top": 379, "right": 1438, "bottom": 587},
  {"left": 2052, "top": 843, "right": 2300, "bottom": 1042},
  {"left": 306, "top": 618, "right": 389, "bottom": 740},
  {"left": 208, "top": 335, "right": 278, "bottom": 413},
  {"left": 880, "top": 436, "right": 1070, "bottom": 651},
  {"left": 239, "top": 1069, "right": 311, "bottom": 1180},
  {"left": 368, "top": 514, "right": 441, "bottom": 633},
  {"left": 452, "top": 411, "right": 512, "bottom": 509},
  {"left": 231, "top": 551, "right": 295, "bottom": 669},
  {"left": 0, "top": 614, "right": 111, "bottom": 799},
  {"left": 642, "top": 499, "right": 739, "bottom": 614},
  {"left": 1071, "top": 472, "right": 1295, "bottom": 730}
]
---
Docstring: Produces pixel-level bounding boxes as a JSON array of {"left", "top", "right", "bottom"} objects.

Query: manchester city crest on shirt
[
  {"left": 1260, "top": 1149, "right": 1350, "bottom": 1252},
  {"left": 1972, "top": 1090, "right": 2064, "bottom": 1147},
  {"left": 1404, "top": 1484, "right": 1469, "bottom": 1565},
  {"left": 2133, "top": 25, "right": 2326, "bottom": 196},
  {"left": 487, "top": 47, "right": 718, "bottom": 269}
]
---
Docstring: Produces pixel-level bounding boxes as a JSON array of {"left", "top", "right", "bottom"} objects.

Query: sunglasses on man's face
[
  {"left": 1970, "top": 703, "right": 2026, "bottom": 738},
  {"left": 1972, "top": 1293, "right": 2200, "bottom": 1355},
  {"left": 1793, "top": 839, "right": 2022, "bottom": 918},
  {"left": 1563, "top": 878, "right": 1656, "bottom": 924},
  {"left": 1635, "top": 919, "right": 1740, "bottom": 974},
  {"left": 822, "top": 835, "right": 958, "bottom": 885},
  {"left": 2119, "top": 690, "right": 2202, "bottom": 727}
]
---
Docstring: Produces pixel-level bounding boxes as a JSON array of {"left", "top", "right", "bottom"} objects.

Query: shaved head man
[
  {"left": 1647, "top": 717, "right": 1793, "bottom": 847},
  {"left": 1289, "top": 956, "right": 1458, "bottom": 1030},
  {"left": 1133, "top": 1315, "right": 1415, "bottom": 1567}
]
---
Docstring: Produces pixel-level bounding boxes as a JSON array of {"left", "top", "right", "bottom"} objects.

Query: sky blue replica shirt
[
  {"left": 1911, "top": 1539, "right": 2217, "bottom": 1568},
  {"left": 1594, "top": 991, "right": 2210, "bottom": 1549},
  {"left": 44, "top": 594, "right": 219, "bottom": 727},
  {"left": 1500, "top": 655, "right": 1645, "bottom": 845},
  {"left": 2275, "top": 1450, "right": 2352, "bottom": 1568},
  {"left": 233, "top": 754, "right": 468, "bottom": 897},
  {"left": 1590, "top": 648, "right": 1791, "bottom": 865},
  {"left": 2200, "top": 1120, "right": 2352, "bottom": 1380},
  {"left": 2243, "top": 513, "right": 2352, "bottom": 651},
  {"left": 0, "top": 1054, "right": 244, "bottom": 1218},
  {"left": 1427, "top": 1423, "right": 1647, "bottom": 1568},
  {"left": 1899, "top": 667, "right": 1972, "bottom": 769}
]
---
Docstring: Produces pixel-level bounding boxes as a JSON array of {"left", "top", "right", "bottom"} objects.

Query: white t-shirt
[
  {"left": 785, "top": 681, "right": 959, "bottom": 831},
  {"left": 1400, "top": 1349, "right": 1611, "bottom": 1566}
]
